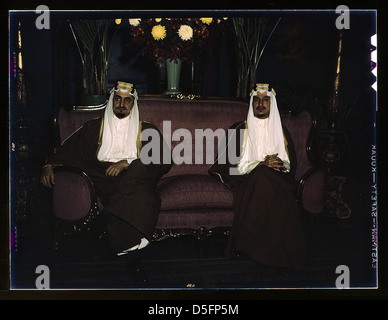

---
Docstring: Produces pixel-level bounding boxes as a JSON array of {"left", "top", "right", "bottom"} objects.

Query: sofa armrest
[
  {"left": 52, "top": 166, "right": 99, "bottom": 231},
  {"left": 296, "top": 165, "right": 326, "bottom": 217}
]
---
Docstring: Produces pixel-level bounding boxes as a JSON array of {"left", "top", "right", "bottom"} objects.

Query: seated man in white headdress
[
  {"left": 209, "top": 84, "right": 307, "bottom": 270},
  {"left": 41, "top": 81, "right": 172, "bottom": 258}
]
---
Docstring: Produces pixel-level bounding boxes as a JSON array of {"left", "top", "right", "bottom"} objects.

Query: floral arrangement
[{"left": 117, "top": 17, "right": 227, "bottom": 64}]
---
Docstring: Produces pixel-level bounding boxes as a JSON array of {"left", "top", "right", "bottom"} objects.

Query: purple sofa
[{"left": 51, "top": 96, "right": 325, "bottom": 246}]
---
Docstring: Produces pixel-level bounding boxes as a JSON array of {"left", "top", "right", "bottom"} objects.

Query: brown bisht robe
[
  {"left": 209, "top": 121, "right": 307, "bottom": 270},
  {"left": 46, "top": 117, "right": 172, "bottom": 253}
]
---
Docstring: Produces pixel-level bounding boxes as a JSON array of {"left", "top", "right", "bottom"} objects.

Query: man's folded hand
[{"left": 105, "top": 160, "right": 129, "bottom": 176}]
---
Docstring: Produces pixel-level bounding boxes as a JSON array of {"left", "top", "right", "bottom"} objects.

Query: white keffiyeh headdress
[{"left": 97, "top": 81, "right": 139, "bottom": 164}]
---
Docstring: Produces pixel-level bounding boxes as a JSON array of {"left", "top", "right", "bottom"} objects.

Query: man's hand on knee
[
  {"left": 105, "top": 160, "right": 129, "bottom": 177},
  {"left": 41, "top": 164, "right": 55, "bottom": 188}
]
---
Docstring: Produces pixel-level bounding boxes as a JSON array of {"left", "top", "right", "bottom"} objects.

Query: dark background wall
[{"left": 10, "top": 10, "right": 376, "bottom": 127}]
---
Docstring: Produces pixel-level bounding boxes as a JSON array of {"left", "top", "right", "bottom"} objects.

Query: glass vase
[{"left": 164, "top": 58, "right": 182, "bottom": 95}]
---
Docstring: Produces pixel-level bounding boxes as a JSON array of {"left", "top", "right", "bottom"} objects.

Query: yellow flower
[
  {"left": 178, "top": 25, "right": 193, "bottom": 41},
  {"left": 115, "top": 19, "right": 122, "bottom": 25},
  {"left": 129, "top": 18, "right": 141, "bottom": 26},
  {"left": 200, "top": 17, "right": 213, "bottom": 25},
  {"left": 155, "top": 18, "right": 162, "bottom": 22},
  {"left": 151, "top": 24, "right": 167, "bottom": 40}
]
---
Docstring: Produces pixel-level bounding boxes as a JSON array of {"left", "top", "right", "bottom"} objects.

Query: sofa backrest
[
  {"left": 281, "top": 111, "right": 315, "bottom": 180},
  {"left": 56, "top": 97, "right": 314, "bottom": 180},
  {"left": 140, "top": 97, "right": 250, "bottom": 177}
]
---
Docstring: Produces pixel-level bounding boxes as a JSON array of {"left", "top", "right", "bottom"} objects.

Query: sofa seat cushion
[
  {"left": 158, "top": 174, "right": 234, "bottom": 211},
  {"left": 155, "top": 208, "right": 235, "bottom": 230}
]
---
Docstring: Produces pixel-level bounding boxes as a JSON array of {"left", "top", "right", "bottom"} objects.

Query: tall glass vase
[{"left": 164, "top": 58, "right": 182, "bottom": 95}]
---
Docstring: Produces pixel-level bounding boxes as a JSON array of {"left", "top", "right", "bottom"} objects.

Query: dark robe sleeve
[
  {"left": 208, "top": 121, "right": 246, "bottom": 189},
  {"left": 45, "top": 118, "right": 101, "bottom": 170},
  {"left": 140, "top": 121, "right": 173, "bottom": 181}
]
